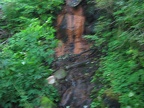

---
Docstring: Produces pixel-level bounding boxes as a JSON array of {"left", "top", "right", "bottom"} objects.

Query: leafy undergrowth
[
  {"left": 86, "top": 0, "right": 144, "bottom": 108},
  {"left": 0, "top": 18, "right": 59, "bottom": 108},
  {"left": 0, "top": 0, "right": 63, "bottom": 108}
]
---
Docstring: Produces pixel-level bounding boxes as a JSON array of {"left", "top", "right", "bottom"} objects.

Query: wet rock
[
  {"left": 56, "top": 56, "right": 97, "bottom": 108},
  {"left": 47, "top": 76, "right": 56, "bottom": 84},
  {"left": 54, "top": 68, "right": 67, "bottom": 80},
  {"left": 59, "top": 87, "right": 73, "bottom": 107},
  {"left": 83, "top": 105, "right": 88, "bottom": 108},
  {"left": 47, "top": 68, "right": 67, "bottom": 85},
  {"left": 66, "top": 0, "right": 82, "bottom": 7}
]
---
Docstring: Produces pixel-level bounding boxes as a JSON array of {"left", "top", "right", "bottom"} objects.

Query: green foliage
[
  {"left": 41, "top": 96, "right": 57, "bottom": 108},
  {"left": 1, "top": 0, "right": 63, "bottom": 32},
  {"left": 0, "top": 0, "right": 64, "bottom": 107},
  {"left": 0, "top": 18, "right": 59, "bottom": 108},
  {"left": 89, "top": 0, "right": 144, "bottom": 108}
]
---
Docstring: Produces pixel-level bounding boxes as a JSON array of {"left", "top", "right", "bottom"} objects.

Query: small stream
[
  {"left": 53, "top": 0, "right": 120, "bottom": 108},
  {"left": 55, "top": 0, "right": 89, "bottom": 57},
  {"left": 53, "top": 54, "right": 97, "bottom": 108},
  {"left": 54, "top": 0, "right": 96, "bottom": 107}
]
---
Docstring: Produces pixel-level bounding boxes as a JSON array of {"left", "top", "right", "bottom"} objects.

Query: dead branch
[
  {"left": 0, "top": 39, "right": 8, "bottom": 45},
  {"left": 65, "top": 59, "right": 91, "bottom": 70}
]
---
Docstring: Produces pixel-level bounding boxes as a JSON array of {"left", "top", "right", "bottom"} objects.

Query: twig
[
  {"left": 65, "top": 59, "right": 92, "bottom": 70},
  {"left": 70, "top": 48, "right": 94, "bottom": 58},
  {"left": 53, "top": 48, "right": 95, "bottom": 63},
  {"left": 0, "top": 39, "right": 8, "bottom": 45}
]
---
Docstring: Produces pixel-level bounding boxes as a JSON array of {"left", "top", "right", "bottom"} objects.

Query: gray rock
[
  {"left": 54, "top": 68, "right": 67, "bottom": 80},
  {"left": 66, "top": 0, "right": 82, "bottom": 7}
]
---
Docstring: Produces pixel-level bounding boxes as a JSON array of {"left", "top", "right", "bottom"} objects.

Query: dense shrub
[
  {"left": 0, "top": 0, "right": 63, "bottom": 107},
  {"left": 88, "top": 0, "right": 144, "bottom": 108},
  {"left": 0, "top": 18, "right": 59, "bottom": 108},
  {"left": 1, "top": 0, "right": 63, "bottom": 32}
]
